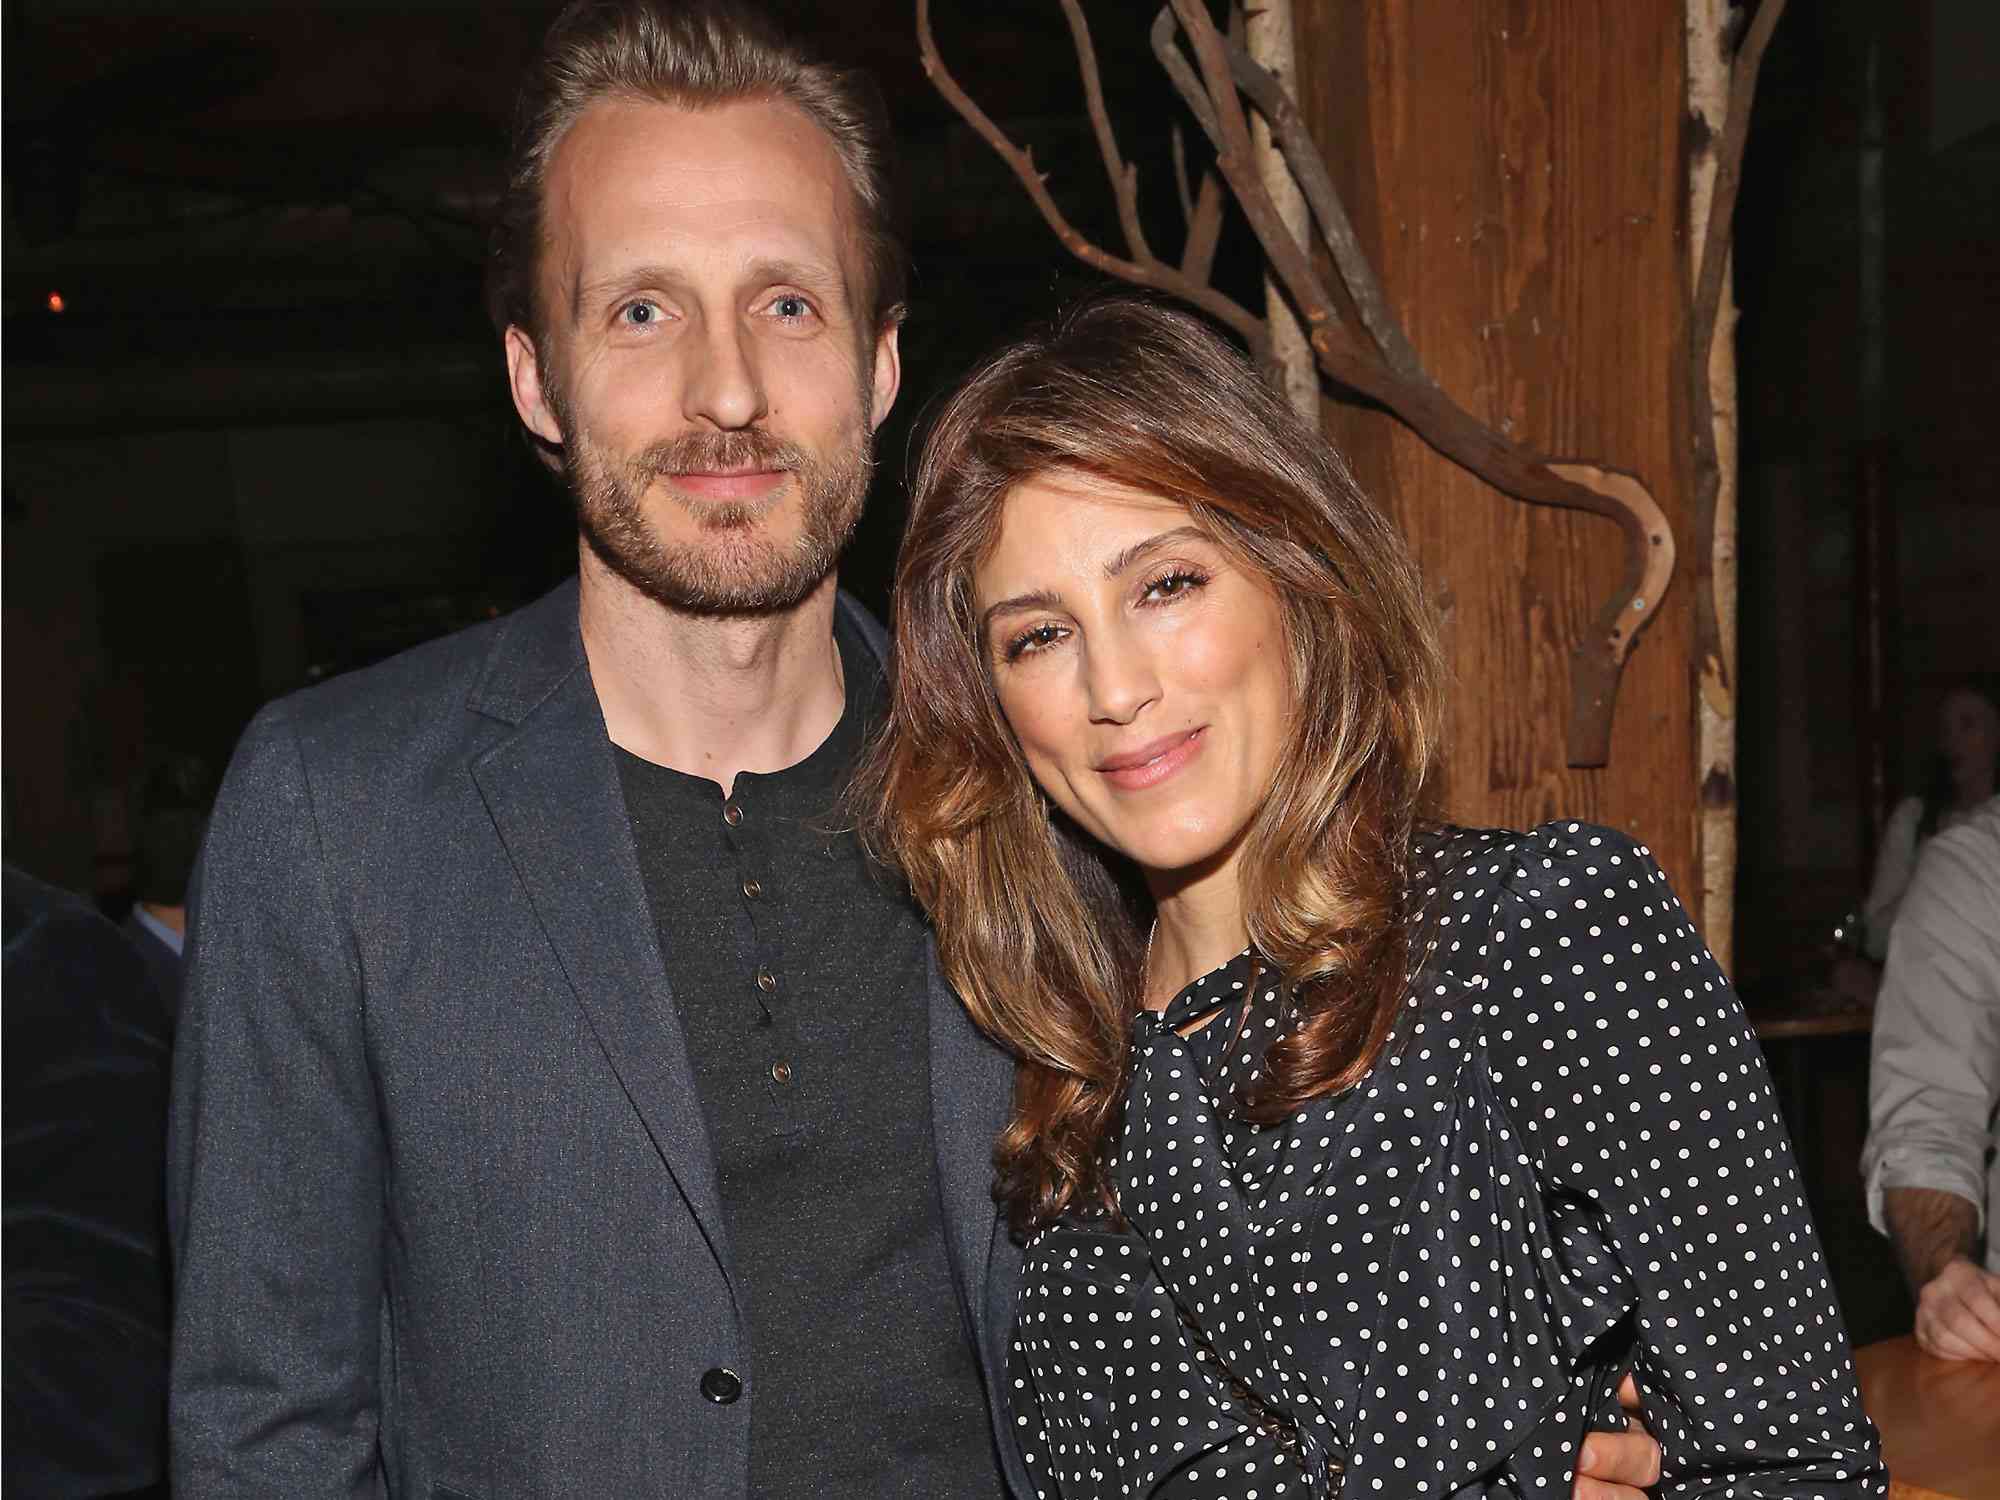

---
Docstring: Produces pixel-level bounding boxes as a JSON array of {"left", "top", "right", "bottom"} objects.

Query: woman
[
  {"left": 1861, "top": 678, "right": 1999, "bottom": 958},
  {"left": 863, "top": 295, "right": 1884, "bottom": 1497}
]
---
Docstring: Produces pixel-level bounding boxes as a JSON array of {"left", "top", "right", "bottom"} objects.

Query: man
[
  {"left": 169, "top": 7, "right": 1011, "bottom": 1495},
  {"left": 169, "top": 3, "right": 1663, "bottom": 1494},
  {"left": 1865, "top": 794, "right": 2000, "bottom": 1362}
]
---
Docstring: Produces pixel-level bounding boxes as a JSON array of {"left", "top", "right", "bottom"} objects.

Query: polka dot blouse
[{"left": 1007, "top": 823, "right": 1885, "bottom": 1498}]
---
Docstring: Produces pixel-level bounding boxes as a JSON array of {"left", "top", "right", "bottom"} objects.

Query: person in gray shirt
[{"left": 1865, "top": 794, "right": 2000, "bottom": 1361}]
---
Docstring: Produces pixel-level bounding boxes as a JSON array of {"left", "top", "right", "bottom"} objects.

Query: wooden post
[{"left": 1295, "top": 0, "right": 1700, "bottom": 905}]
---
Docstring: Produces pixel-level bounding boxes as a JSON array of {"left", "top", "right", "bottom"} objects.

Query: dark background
[{"left": 4, "top": 0, "right": 1996, "bottom": 1343}]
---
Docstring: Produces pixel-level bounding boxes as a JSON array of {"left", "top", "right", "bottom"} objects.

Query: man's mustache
[{"left": 635, "top": 430, "right": 809, "bottom": 479}]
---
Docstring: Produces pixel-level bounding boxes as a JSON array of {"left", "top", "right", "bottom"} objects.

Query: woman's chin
[{"left": 1115, "top": 824, "right": 1253, "bottom": 898}]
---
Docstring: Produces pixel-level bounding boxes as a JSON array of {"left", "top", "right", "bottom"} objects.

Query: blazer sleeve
[
  {"left": 1488, "top": 824, "right": 1885, "bottom": 1497},
  {"left": 167, "top": 703, "right": 388, "bottom": 1498}
]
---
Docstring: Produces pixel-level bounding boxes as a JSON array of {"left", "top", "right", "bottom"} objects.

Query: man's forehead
[
  {"left": 540, "top": 95, "right": 865, "bottom": 301},
  {"left": 548, "top": 96, "right": 851, "bottom": 222}
]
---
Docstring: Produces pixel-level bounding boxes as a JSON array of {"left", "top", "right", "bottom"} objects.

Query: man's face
[{"left": 505, "top": 97, "right": 901, "bottom": 614}]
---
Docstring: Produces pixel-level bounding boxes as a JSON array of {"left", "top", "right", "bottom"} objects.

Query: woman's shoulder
[
  {"left": 1403, "top": 820, "right": 1711, "bottom": 1043},
  {"left": 1410, "top": 824, "right": 1744, "bottom": 1140},
  {"left": 1412, "top": 820, "right": 1674, "bottom": 939}
]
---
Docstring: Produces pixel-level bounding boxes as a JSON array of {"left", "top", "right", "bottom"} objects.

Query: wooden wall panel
[{"left": 1295, "top": 0, "right": 1698, "bottom": 902}]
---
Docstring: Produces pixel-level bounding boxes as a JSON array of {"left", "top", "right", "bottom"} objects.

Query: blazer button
[{"left": 700, "top": 1367, "right": 742, "bottom": 1404}]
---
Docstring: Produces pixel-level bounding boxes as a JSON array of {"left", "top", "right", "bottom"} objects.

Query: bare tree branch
[
  {"left": 1689, "top": 0, "right": 1787, "bottom": 701},
  {"left": 1057, "top": 0, "right": 1154, "bottom": 264},
  {"left": 1171, "top": 122, "right": 1195, "bottom": 223},
  {"left": 1182, "top": 169, "right": 1224, "bottom": 285},
  {"left": 1158, "top": 6, "right": 1418, "bottom": 378},
  {"left": 1150, "top": 8, "right": 1219, "bottom": 142},
  {"left": 1221, "top": 32, "right": 1427, "bottom": 385},
  {"left": 1692, "top": 0, "right": 1785, "bottom": 376},
  {"left": 1166, "top": 123, "right": 1225, "bottom": 285},
  {"left": 916, "top": 0, "right": 1265, "bottom": 353}
]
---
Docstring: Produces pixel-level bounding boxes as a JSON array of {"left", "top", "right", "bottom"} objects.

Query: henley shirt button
[
  {"left": 770, "top": 1060, "right": 793, "bottom": 1084},
  {"left": 699, "top": 1367, "right": 742, "bottom": 1404},
  {"left": 741, "top": 876, "right": 763, "bottom": 899},
  {"left": 755, "top": 967, "right": 777, "bottom": 993},
  {"left": 722, "top": 802, "right": 743, "bottom": 828}
]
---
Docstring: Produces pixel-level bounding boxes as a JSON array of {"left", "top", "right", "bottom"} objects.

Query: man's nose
[
  {"left": 682, "top": 318, "right": 769, "bottom": 431},
  {"left": 1084, "top": 630, "right": 1161, "bottom": 726}
]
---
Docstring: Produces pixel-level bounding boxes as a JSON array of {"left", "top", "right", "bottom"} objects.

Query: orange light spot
[{"left": 46, "top": 291, "right": 66, "bottom": 314}]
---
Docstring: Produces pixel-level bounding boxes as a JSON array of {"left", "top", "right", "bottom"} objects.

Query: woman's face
[
  {"left": 1939, "top": 689, "right": 1999, "bottom": 799},
  {"left": 971, "top": 471, "right": 1293, "bottom": 890}
]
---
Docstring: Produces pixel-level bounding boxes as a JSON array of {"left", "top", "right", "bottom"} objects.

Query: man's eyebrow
[
  {"left": 742, "top": 257, "right": 847, "bottom": 298},
  {"left": 572, "top": 264, "right": 685, "bottom": 316},
  {"left": 570, "top": 258, "right": 849, "bottom": 319}
]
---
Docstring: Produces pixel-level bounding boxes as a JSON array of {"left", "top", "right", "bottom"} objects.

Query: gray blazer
[{"left": 167, "top": 579, "right": 1029, "bottom": 1498}]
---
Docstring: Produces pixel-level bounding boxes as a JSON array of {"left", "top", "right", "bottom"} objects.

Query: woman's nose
[{"left": 1083, "top": 630, "right": 1161, "bottom": 725}]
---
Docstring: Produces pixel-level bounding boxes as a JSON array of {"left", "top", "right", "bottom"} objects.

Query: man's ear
[
  {"left": 868, "top": 318, "right": 903, "bottom": 433},
  {"left": 504, "top": 325, "right": 565, "bottom": 447}
]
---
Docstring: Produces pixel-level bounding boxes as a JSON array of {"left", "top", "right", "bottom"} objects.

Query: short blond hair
[{"left": 487, "top": 0, "right": 907, "bottom": 345}]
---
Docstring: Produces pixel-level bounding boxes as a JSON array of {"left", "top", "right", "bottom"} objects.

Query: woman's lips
[
  {"left": 1096, "top": 727, "right": 1205, "bottom": 791},
  {"left": 668, "top": 468, "right": 788, "bottom": 501}
]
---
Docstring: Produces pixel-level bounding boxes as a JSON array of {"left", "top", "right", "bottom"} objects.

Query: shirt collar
[{"left": 133, "top": 904, "right": 185, "bottom": 956}]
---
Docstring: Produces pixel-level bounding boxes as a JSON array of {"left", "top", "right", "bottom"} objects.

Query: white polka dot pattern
[{"left": 1005, "top": 823, "right": 1885, "bottom": 1498}]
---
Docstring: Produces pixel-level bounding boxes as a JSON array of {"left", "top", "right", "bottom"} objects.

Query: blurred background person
[
  {"left": 1862, "top": 677, "right": 1999, "bottom": 960},
  {"left": 1864, "top": 793, "right": 2000, "bottom": 1361},
  {"left": 4, "top": 865, "right": 172, "bottom": 1497},
  {"left": 118, "top": 753, "right": 216, "bottom": 1029}
]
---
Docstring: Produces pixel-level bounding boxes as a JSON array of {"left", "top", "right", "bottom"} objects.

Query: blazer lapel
[
  {"left": 851, "top": 591, "right": 1021, "bottom": 1383},
  {"left": 926, "top": 946, "right": 1014, "bottom": 1347},
  {"left": 468, "top": 590, "right": 736, "bottom": 1300},
  {"left": 927, "top": 946, "right": 1035, "bottom": 1496}
]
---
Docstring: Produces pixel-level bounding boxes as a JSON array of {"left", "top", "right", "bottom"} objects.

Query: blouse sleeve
[{"left": 1482, "top": 823, "right": 1884, "bottom": 1497}]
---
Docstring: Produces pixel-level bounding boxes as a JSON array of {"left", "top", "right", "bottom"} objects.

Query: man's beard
[{"left": 559, "top": 404, "right": 873, "bottom": 616}]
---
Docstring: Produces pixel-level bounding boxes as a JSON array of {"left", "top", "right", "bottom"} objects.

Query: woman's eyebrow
[
  {"left": 1101, "top": 525, "right": 1210, "bottom": 580},
  {"left": 978, "top": 589, "right": 1064, "bottom": 640},
  {"left": 976, "top": 525, "right": 1212, "bottom": 641}
]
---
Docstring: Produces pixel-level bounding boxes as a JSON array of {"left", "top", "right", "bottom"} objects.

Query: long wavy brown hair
[{"left": 857, "top": 294, "right": 1445, "bottom": 1235}]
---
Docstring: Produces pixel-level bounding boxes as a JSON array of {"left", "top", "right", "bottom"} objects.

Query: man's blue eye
[
  {"left": 774, "top": 295, "right": 810, "bottom": 318},
  {"left": 625, "top": 303, "right": 655, "bottom": 325}
]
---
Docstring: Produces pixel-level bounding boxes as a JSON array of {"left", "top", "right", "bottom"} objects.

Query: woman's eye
[
  {"left": 1142, "top": 568, "right": 1208, "bottom": 602},
  {"left": 1003, "top": 624, "right": 1065, "bottom": 662}
]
